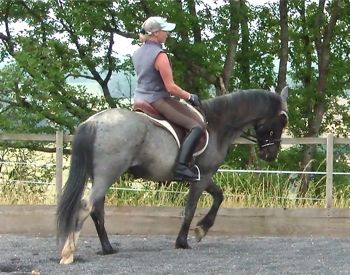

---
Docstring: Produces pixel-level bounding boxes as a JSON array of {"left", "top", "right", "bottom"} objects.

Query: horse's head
[{"left": 254, "top": 87, "right": 288, "bottom": 161}]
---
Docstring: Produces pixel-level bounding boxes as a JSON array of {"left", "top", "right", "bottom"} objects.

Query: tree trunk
[
  {"left": 221, "top": 0, "right": 240, "bottom": 94},
  {"left": 240, "top": 0, "right": 250, "bottom": 89},
  {"left": 276, "top": 0, "right": 288, "bottom": 94},
  {"left": 299, "top": 0, "right": 341, "bottom": 195}
]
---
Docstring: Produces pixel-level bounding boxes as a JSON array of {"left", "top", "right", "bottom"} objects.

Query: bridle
[
  {"left": 241, "top": 131, "right": 281, "bottom": 148},
  {"left": 244, "top": 110, "right": 288, "bottom": 149},
  {"left": 259, "top": 137, "right": 281, "bottom": 148}
]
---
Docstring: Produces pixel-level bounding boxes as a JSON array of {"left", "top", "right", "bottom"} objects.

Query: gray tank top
[{"left": 132, "top": 41, "right": 170, "bottom": 103}]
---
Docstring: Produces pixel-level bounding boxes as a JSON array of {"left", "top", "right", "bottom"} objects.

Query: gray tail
[{"left": 56, "top": 121, "right": 96, "bottom": 247}]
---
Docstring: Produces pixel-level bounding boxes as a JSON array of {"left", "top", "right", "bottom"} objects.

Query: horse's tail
[{"left": 56, "top": 120, "right": 96, "bottom": 245}]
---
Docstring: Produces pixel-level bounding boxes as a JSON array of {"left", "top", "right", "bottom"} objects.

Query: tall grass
[
  {"left": 213, "top": 171, "right": 326, "bottom": 208},
  {"left": 2, "top": 170, "right": 349, "bottom": 208},
  {"left": 0, "top": 182, "right": 56, "bottom": 204}
]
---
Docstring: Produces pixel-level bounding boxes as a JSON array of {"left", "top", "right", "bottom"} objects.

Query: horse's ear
[
  {"left": 281, "top": 86, "right": 288, "bottom": 100},
  {"left": 280, "top": 86, "right": 288, "bottom": 111},
  {"left": 280, "top": 110, "right": 288, "bottom": 127}
]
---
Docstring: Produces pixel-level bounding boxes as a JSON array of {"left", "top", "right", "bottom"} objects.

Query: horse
[{"left": 56, "top": 87, "right": 289, "bottom": 264}]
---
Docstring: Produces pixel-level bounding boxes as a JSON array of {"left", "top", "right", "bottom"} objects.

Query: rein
[{"left": 241, "top": 132, "right": 258, "bottom": 143}]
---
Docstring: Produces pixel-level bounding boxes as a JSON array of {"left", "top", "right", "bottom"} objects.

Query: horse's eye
[{"left": 269, "top": 131, "right": 274, "bottom": 136}]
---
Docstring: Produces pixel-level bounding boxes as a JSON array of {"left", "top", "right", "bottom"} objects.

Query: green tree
[
  {"left": 0, "top": 0, "right": 349, "bottom": 186},
  {"left": 0, "top": 0, "right": 128, "bottom": 134},
  {"left": 286, "top": 0, "right": 349, "bottom": 194}
]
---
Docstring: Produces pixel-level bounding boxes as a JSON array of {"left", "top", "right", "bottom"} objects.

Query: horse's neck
[
  {"left": 205, "top": 103, "right": 262, "bottom": 131},
  {"left": 204, "top": 95, "right": 272, "bottom": 146}
]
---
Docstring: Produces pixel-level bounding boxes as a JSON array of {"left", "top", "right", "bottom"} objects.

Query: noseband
[
  {"left": 241, "top": 132, "right": 280, "bottom": 148},
  {"left": 259, "top": 137, "right": 281, "bottom": 148}
]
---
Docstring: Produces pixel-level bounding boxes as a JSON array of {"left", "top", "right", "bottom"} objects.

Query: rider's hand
[{"left": 187, "top": 94, "right": 202, "bottom": 108}]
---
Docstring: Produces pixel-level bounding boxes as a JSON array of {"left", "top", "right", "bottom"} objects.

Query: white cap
[{"left": 141, "top": 16, "right": 176, "bottom": 34}]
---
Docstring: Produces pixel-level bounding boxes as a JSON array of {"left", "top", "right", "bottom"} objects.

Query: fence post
[
  {"left": 55, "top": 131, "right": 64, "bottom": 203},
  {"left": 325, "top": 133, "right": 334, "bottom": 208}
]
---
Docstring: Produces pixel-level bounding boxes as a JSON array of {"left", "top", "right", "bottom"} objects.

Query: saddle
[{"left": 133, "top": 100, "right": 209, "bottom": 156}]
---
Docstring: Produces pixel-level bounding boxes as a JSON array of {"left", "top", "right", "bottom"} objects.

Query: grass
[
  {"left": 0, "top": 146, "right": 348, "bottom": 207},
  {"left": 1, "top": 170, "right": 349, "bottom": 208},
  {"left": 0, "top": 182, "right": 56, "bottom": 205},
  {"left": 1, "top": 142, "right": 349, "bottom": 208}
]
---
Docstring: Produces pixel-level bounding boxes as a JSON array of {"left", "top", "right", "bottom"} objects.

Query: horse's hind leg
[
  {"left": 60, "top": 172, "right": 122, "bottom": 264},
  {"left": 194, "top": 180, "right": 223, "bottom": 242},
  {"left": 60, "top": 187, "right": 113, "bottom": 264},
  {"left": 90, "top": 197, "right": 116, "bottom": 255},
  {"left": 60, "top": 198, "right": 93, "bottom": 264}
]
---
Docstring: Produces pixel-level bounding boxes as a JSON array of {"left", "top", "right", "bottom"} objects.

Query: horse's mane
[{"left": 202, "top": 89, "right": 283, "bottom": 126}]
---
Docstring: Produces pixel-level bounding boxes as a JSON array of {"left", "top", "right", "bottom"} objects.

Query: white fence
[{"left": 0, "top": 132, "right": 349, "bottom": 208}]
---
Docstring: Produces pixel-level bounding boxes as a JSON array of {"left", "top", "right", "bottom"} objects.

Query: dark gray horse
[{"left": 57, "top": 87, "right": 289, "bottom": 264}]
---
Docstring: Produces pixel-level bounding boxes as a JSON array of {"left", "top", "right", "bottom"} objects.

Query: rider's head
[{"left": 139, "top": 17, "right": 176, "bottom": 43}]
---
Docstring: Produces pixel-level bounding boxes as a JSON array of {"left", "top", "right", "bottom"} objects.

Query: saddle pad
[
  {"left": 137, "top": 112, "right": 181, "bottom": 147},
  {"left": 136, "top": 111, "right": 209, "bottom": 157}
]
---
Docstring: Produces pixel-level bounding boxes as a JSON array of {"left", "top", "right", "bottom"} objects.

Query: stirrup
[{"left": 173, "top": 164, "right": 201, "bottom": 182}]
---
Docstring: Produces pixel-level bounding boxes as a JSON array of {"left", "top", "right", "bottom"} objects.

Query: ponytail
[{"left": 139, "top": 33, "right": 149, "bottom": 43}]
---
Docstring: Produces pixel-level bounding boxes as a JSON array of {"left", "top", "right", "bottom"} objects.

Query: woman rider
[{"left": 132, "top": 16, "right": 206, "bottom": 181}]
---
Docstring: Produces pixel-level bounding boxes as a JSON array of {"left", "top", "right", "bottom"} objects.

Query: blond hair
[{"left": 139, "top": 32, "right": 152, "bottom": 43}]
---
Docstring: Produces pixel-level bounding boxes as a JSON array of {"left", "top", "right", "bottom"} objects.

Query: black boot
[{"left": 173, "top": 127, "right": 203, "bottom": 181}]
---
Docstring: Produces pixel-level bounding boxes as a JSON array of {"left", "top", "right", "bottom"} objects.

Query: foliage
[
  {"left": 1, "top": 1, "right": 348, "bottom": 133},
  {"left": 287, "top": 0, "right": 350, "bottom": 138},
  {"left": 0, "top": 146, "right": 56, "bottom": 204},
  {"left": 0, "top": 1, "right": 349, "bottom": 197}
]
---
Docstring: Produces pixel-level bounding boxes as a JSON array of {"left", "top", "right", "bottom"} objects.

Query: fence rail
[{"left": 1, "top": 132, "right": 349, "bottom": 207}]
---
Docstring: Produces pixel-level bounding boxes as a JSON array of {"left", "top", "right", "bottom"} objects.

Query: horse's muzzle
[{"left": 258, "top": 145, "right": 279, "bottom": 161}]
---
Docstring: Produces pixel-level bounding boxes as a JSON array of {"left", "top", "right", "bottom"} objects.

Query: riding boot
[{"left": 173, "top": 127, "right": 203, "bottom": 181}]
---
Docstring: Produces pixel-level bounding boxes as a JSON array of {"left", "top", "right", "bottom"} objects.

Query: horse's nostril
[{"left": 258, "top": 149, "right": 276, "bottom": 162}]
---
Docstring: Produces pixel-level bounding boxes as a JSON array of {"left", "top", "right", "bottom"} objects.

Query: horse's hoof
[
  {"left": 99, "top": 247, "right": 118, "bottom": 255},
  {"left": 104, "top": 248, "right": 118, "bottom": 255},
  {"left": 59, "top": 254, "right": 74, "bottom": 265},
  {"left": 194, "top": 226, "right": 206, "bottom": 242},
  {"left": 175, "top": 242, "right": 191, "bottom": 249}
]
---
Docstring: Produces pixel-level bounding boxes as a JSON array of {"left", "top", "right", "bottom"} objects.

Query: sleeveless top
[{"left": 132, "top": 41, "right": 170, "bottom": 103}]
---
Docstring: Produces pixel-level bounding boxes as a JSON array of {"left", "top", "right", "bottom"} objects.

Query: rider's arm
[{"left": 154, "top": 52, "right": 191, "bottom": 101}]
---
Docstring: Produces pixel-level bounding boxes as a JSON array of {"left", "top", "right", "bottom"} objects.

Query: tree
[
  {"left": 0, "top": 0, "right": 129, "bottom": 134},
  {"left": 0, "top": 0, "right": 271, "bottom": 134},
  {"left": 287, "top": 0, "right": 347, "bottom": 195},
  {"left": 0, "top": 0, "right": 349, "bottom": 181}
]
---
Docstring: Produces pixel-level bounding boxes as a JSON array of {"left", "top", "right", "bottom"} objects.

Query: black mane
[{"left": 202, "top": 89, "right": 283, "bottom": 127}]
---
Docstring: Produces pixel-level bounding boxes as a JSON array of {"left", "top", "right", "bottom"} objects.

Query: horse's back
[
  {"left": 84, "top": 108, "right": 148, "bottom": 150},
  {"left": 83, "top": 108, "right": 179, "bottom": 181},
  {"left": 86, "top": 108, "right": 140, "bottom": 125}
]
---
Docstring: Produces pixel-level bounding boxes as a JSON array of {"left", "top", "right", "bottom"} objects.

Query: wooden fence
[{"left": 0, "top": 132, "right": 349, "bottom": 208}]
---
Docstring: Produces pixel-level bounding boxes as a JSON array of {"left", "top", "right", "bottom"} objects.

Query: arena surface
[{"left": 1, "top": 234, "right": 350, "bottom": 274}]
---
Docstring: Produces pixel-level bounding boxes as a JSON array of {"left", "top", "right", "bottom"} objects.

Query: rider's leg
[
  {"left": 173, "top": 126, "right": 203, "bottom": 181},
  {"left": 151, "top": 97, "right": 205, "bottom": 181}
]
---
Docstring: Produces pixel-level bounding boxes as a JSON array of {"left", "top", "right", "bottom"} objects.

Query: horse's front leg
[
  {"left": 194, "top": 179, "right": 223, "bottom": 242},
  {"left": 175, "top": 181, "right": 206, "bottom": 249}
]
